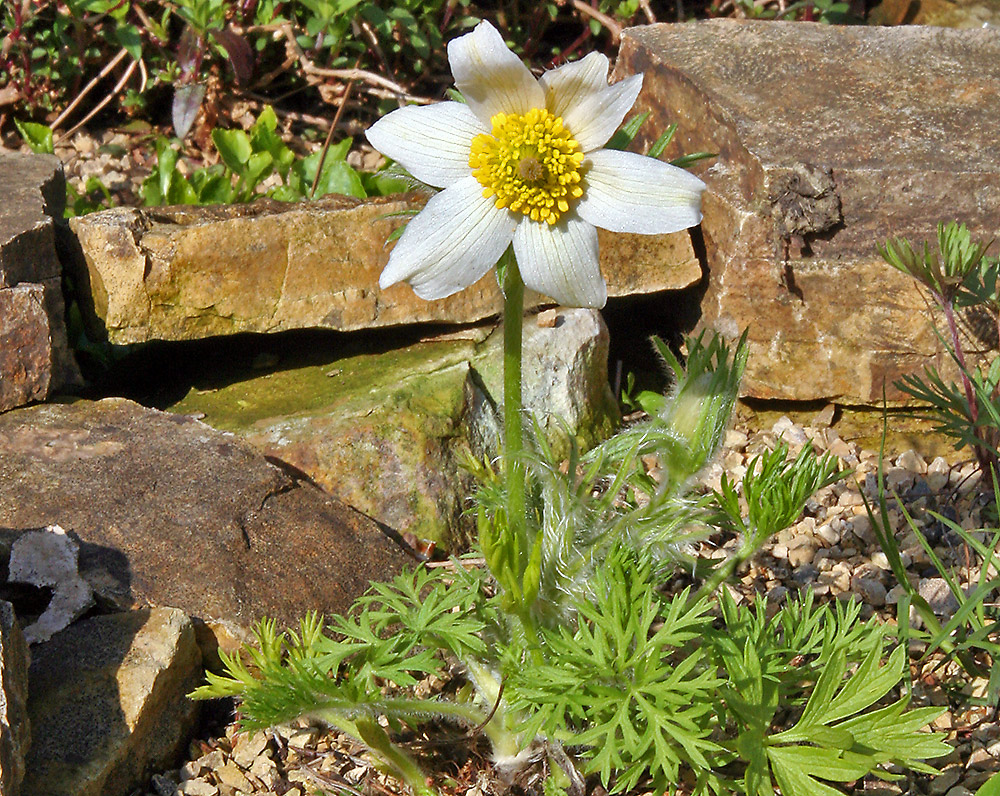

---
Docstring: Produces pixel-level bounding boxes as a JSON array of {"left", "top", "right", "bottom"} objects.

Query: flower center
[{"left": 468, "top": 108, "right": 585, "bottom": 225}]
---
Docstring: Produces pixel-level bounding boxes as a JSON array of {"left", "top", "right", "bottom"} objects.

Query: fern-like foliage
[
  {"left": 507, "top": 547, "right": 722, "bottom": 795},
  {"left": 193, "top": 328, "right": 950, "bottom": 796},
  {"left": 698, "top": 594, "right": 949, "bottom": 796},
  {"left": 714, "top": 443, "right": 845, "bottom": 550},
  {"left": 192, "top": 567, "right": 492, "bottom": 734}
]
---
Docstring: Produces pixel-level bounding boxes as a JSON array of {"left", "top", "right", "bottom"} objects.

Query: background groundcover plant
[{"left": 195, "top": 23, "right": 951, "bottom": 796}]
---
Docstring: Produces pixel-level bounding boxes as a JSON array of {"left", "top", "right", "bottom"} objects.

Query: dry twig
[
  {"left": 570, "top": 0, "right": 622, "bottom": 43},
  {"left": 50, "top": 46, "right": 128, "bottom": 132},
  {"left": 54, "top": 56, "right": 140, "bottom": 144}
]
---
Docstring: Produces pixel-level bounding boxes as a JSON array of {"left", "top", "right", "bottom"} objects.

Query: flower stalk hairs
[{"left": 366, "top": 19, "right": 705, "bottom": 573}]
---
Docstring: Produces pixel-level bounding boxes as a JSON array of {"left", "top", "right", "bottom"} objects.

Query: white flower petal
[
  {"left": 540, "top": 52, "right": 609, "bottom": 117},
  {"left": 448, "top": 21, "right": 544, "bottom": 127},
  {"left": 540, "top": 55, "right": 642, "bottom": 151},
  {"left": 512, "top": 216, "right": 605, "bottom": 308},
  {"left": 576, "top": 149, "right": 706, "bottom": 235},
  {"left": 379, "top": 176, "right": 517, "bottom": 300},
  {"left": 365, "top": 102, "right": 484, "bottom": 188}
]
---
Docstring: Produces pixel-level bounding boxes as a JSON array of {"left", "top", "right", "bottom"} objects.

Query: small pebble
[
  {"left": 231, "top": 731, "right": 269, "bottom": 769},
  {"left": 927, "top": 456, "right": 951, "bottom": 490},
  {"left": 150, "top": 773, "right": 177, "bottom": 796},
  {"left": 851, "top": 576, "right": 887, "bottom": 607},
  {"left": 724, "top": 428, "right": 749, "bottom": 449},
  {"left": 787, "top": 538, "right": 816, "bottom": 568},
  {"left": 178, "top": 779, "right": 218, "bottom": 796},
  {"left": 967, "top": 746, "right": 995, "bottom": 770},
  {"left": 215, "top": 761, "right": 252, "bottom": 792},
  {"left": 536, "top": 308, "right": 559, "bottom": 328},
  {"left": 920, "top": 578, "right": 961, "bottom": 619},
  {"left": 929, "top": 766, "right": 962, "bottom": 795},
  {"left": 896, "top": 448, "right": 928, "bottom": 474},
  {"left": 811, "top": 403, "right": 837, "bottom": 428},
  {"left": 772, "top": 416, "right": 808, "bottom": 447}
]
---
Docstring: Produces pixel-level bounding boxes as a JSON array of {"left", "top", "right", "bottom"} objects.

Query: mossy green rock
[
  {"left": 171, "top": 338, "right": 483, "bottom": 547},
  {"left": 169, "top": 310, "right": 619, "bottom": 549}
]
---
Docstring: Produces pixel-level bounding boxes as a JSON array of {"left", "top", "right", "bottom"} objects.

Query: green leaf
[
  {"left": 213, "top": 128, "right": 254, "bottom": 172},
  {"left": 976, "top": 772, "right": 1000, "bottom": 796},
  {"left": 165, "top": 172, "right": 198, "bottom": 205},
  {"left": 670, "top": 152, "right": 716, "bottom": 168},
  {"left": 605, "top": 111, "right": 650, "bottom": 151},
  {"left": 14, "top": 119, "right": 54, "bottom": 155},
  {"left": 194, "top": 174, "right": 236, "bottom": 204},
  {"left": 825, "top": 643, "right": 904, "bottom": 723},
  {"left": 304, "top": 154, "right": 366, "bottom": 199},
  {"left": 769, "top": 751, "right": 852, "bottom": 796},
  {"left": 114, "top": 25, "right": 144, "bottom": 60},
  {"left": 647, "top": 123, "right": 677, "bottom": 159},
  {"left": 767, "top": 745, "right": 872, "bottom": 781}
]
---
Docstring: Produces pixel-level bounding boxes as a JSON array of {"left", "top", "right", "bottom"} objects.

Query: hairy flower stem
[
  {"left": 941, "top": 295, "right": 996, "bottom": 471},
  {"left": 502, "top": 249, "right": 526, "bottom": 555},
  {"left": 942, "top": 296, "right": 977, "bottom": 423}
]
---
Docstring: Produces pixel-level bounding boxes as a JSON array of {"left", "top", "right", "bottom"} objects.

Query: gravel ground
[{"left": 133, "top": 409, "right": 1000, "bottom": 796}]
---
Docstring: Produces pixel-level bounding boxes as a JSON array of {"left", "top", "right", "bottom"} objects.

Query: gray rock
[
  {"left": 786, "top": 537, "right": 816, "bottom": 568},
  {"left": 0, "top": 152, "right": 79, "bottom": 412},
  {"left": 7, "top": 525, "right": 95, "bottom": 645},
  {"left": 22, "top": 608, "right": 201, "bottom": 796},
  {"left": 0, "top": 152, "right": 63, "bottom": 288},
  {"left": 0, "top": 601, "right": 29, "bottom": 796},
  {"left": 852, "top": 576, "right": 887, "bottom": 608},
  {"left": 615, "top": 21, "right": 1000, "bottom": 403},
  {"left": 0, "top": 398, "right": 411, "bottom": 636},
  {"left": 919, "top": 577, "right": 961, "bottom": 619},
  {"left": 477, "top": 309, "right": 620, "bottom": 459}
]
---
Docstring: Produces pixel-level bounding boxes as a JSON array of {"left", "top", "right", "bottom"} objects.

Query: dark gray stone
[{"left": 0, "top": 398, "right": 412, "bottom": 634}]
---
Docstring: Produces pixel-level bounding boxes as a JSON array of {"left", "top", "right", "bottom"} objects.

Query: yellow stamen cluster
[{"left": 469, "top": 107, "right": 585, "bottom": 225}]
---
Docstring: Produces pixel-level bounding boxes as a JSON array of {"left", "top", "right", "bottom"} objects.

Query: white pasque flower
[{"left": 366, "top": 20, "right": 706, "bottom": 309}]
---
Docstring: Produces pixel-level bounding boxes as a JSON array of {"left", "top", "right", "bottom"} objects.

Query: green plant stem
[
  {"left": 503, "top": 249, "right": 526, "bottom": 549},
  {"left": 690, "top": 541, "right": 752, "bottom": 608}
]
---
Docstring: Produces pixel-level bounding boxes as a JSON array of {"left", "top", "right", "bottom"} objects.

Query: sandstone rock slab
[
  {"left": 0, "top": 283, "right": 54, "bottom": 411},
  {"left": 67, "top": 195, "right": 700, "bottom": 344},
  {"left": 0, "top": 398, "right": 411, "bottom": 632},
  {"left": 0, "top": 601, "right": 29, "bottom": 796},
  {"left": 0, "top": 152, "right": 79, "bottom": 412},
  {"left": 869, "top": 0, "right": 1000, "bottom": 27},
  {"left": 22, "top": 608, "right": 200, "bottom": 796},
  {"left": 168, "top": 310, "right": 618, "bottom": 548},
  {"left": 616, "top": 21, "right": 1000, "bottom": 402}
]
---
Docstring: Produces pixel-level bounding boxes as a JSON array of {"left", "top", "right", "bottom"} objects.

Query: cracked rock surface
[
  {"left": 0, "top": 398, "right": 411, "bottom": 634},
  {"left": 615, "top": 21, "right": 1000, "bottom": 403}
]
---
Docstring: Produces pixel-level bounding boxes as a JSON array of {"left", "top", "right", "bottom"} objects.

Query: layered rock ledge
[
  {"left": 68, "top": 195, "right": 700, "bottom": 344},
  {"left": 616, "top": 20, "right": 1000, "bottom": 403}
]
